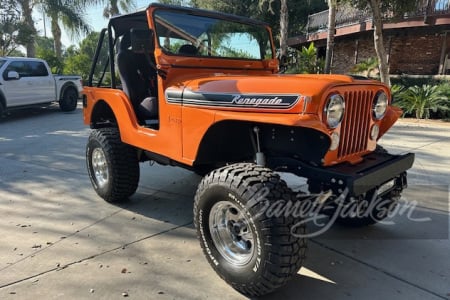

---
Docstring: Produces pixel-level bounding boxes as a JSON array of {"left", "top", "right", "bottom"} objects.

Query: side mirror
[
  {"left": 6, "top": 71, "right": 20, "bottom": 80},
  {"left": 130, "top": 28, "right": 155, "bottom": 53}
]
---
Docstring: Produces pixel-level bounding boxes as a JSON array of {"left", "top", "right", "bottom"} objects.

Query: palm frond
[{"left": 395, "top": 84, "right": 448, "bottom": 119}]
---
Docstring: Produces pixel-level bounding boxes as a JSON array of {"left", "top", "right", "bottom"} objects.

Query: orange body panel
[
  {"left": 83, "top": 5, "right": 401, "bottom": 168},
  {"left": 84, "top": 85, "right": 184, "bottom": 164},
  {"left": 84, "top": 74, "right": 398, "bottom": 167}
]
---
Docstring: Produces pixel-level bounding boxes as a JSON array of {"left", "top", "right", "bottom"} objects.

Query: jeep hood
[{"left": 165, "top": 74, "right": 382, "bottom": 114}]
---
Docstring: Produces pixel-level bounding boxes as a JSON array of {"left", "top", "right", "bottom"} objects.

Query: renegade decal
[
  {"left": 231, "top": 95, "right": 284, "bottom": 107},
  {"left": 165, "top": 88, "right": 300, "bottom": 109}
]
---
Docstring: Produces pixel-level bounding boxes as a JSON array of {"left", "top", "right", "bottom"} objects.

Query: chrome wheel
[
  {"left": 92, "top": 148, "right": 109, "bottom": 188},
  {"left": 209, "top": 201, "right": 256, "bottom": 266}
]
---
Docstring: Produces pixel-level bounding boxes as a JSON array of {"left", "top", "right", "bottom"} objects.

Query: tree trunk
[
  {"left": 368, "top": 0, "right": 390, "bottom": 86},
  {"left": 110, "top": 0, "right": 120, "bottom": 16},
  {"left": 50, "top": 14, "right": 63, "bottom": 58},
  {"left": 279, "top": 0, "right": 289, "bottom": 58},
  {"left": 324, "top": 0, "right": 337, "bottom": 74},
  {"left": 19, "top": 0, "right": 37, "bottom": 57}
]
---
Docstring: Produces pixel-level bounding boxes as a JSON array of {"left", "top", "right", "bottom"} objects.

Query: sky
[{"left": 34, "top": 0, "right": 155, "bottom": 49}]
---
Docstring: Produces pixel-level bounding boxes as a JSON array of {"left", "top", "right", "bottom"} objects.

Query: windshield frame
[{"left": 152, "top": 8, "right": 274, "bottom": 61}]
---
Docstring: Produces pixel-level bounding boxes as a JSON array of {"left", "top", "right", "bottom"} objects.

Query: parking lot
[{"left": 0, "top": 104, "right": 449, "bottom": 300}]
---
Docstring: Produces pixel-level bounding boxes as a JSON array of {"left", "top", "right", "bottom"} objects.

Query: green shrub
[
  {"left": 390, "top": 75, "right": 446, "bottom": 88},
  {"left": 351, "top": 57, "right": 379, "bottom": 78},
  {"left": 390, "top": 84, "right": 405, "bottom": 104},
  {"left": 394, "top": 84, "right": 449, "bottom": 119},
  {"left": 285, "top": 43, "right": 324, "bottom": 74}
]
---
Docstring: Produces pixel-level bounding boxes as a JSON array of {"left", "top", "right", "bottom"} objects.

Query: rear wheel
[
  {"left": 0, "top": 102, "right": 4, "bottom": 118},
  {"left": 194, "top": 163, "right": 307, "bottom": 297},
  {"left": 86, "top": 128, "right": 139, "bottom": 202},
  {"left": 59, "top": 87, "right": 78, "bottom": 112}
]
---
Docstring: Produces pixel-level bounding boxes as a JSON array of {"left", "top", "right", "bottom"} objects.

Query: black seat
[
  {"left": 116, "top": 32, "right": 158, "bottom": 121},
  {"left": 178, "top": 44, "right": 198, "bottom": 55}
]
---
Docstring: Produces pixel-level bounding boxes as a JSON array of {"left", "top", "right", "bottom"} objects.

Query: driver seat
[{"left": 116, "top": 31, "right": 158, "bottom": 122}]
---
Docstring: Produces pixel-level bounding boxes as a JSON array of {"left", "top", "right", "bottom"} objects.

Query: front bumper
[{"left": 268, "top": 151, "right": 415, "bottom": 196}]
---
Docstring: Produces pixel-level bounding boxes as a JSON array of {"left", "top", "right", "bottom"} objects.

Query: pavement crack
[
  {"left": 310, "top": 239, "right": 448, "bottom": 300},
  {"left": 397, "top": 139, "right": 450, "bottom": 155},
  {"left": 0, "top": 209, "right": 123, "bottom": 273},
  {"left": 0, "top": 221, "right": 192, "bottom": 290}
]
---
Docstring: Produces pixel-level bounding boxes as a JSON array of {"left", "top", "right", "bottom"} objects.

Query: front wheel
[
  {"left": 86, "top": 128, "right": 139, "bottom": 202},
  {"left": 59, "top": 87, "right": 78, "bottom": 112},
  {"left": 194, "top": 163, "right": 307, "bottom": 297}
]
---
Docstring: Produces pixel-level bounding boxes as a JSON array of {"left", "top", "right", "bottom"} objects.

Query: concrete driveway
[{"left": 0, "top": 104, "right": 449, "bottom": 300}]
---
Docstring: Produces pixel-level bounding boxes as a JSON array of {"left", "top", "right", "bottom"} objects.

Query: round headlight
[
  {"left": 373, "top": 91, "right": 388, "bottom": 119},
  {"left": 324, "top": 94, "right": 345, "bottom": 128}
]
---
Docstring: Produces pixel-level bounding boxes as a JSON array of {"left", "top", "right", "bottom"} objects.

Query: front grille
[{"left": 338, "top": 90, "right": 373, "bottom": 159}]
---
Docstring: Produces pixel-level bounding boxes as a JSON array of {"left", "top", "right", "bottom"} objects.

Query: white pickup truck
[{"left": 0, "top": 57, "right": 83, "bottom": 116}]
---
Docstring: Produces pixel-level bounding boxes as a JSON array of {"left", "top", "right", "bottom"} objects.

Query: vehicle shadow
[
  {"left": 115, "top": 165, "right": 200, "bottom": 226},
  {"left": 0, "top": 102, "right": 80, "bottom": 123},
  {"left": 114, "top": 165, "right": 449, "bottom": 300}
]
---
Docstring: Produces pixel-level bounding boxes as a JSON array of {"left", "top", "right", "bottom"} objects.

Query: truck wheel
[
  {"left": 194, "top": 163, "right": 306, "bottom": 297},
  {"left": 59, "top": 87, "right": 78, "bottom": 112},
  {"left": 86, "top": 128, "right": 139, "bottom": 202},
  {"left": 335, "top": 189, "right": 401, "bottom": 227}
]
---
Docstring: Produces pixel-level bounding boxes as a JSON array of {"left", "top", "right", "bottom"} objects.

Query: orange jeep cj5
[{"left": 83, "top": 3, "right": 415, "bottom": 297}]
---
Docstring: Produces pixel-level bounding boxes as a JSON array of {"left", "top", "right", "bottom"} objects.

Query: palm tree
[
  {"left": 258, "top": 0, "right": 289, "bottom": 59},
  {"left": 279, "top": 0, "right": 288, "bottom": 58},
  {"left": 101, "top": 0, "right": 135, "bottom": 18},
  {"left": 17, "top": 0, "right": 37, "bottom": 57},
  {"left": 324, "top": 0, "right": 337, "bottom": 74},
  {"left": 42, "top": 0, "right": 91, "bottom": 58},
  {"left": 16, "top": 0, "right": 91, "bottom": 58},
  {"left": 46, "top": 0, "right": 136, "bottom": 58},
  {"left": 367, "top": 0, "right": 390, "bottom": 85},
  {"left": 396, "top": 85, "right": 449, "bottom": 119},
  {"left": 17, "top": 0, "right": 133, "bottom": 58}
]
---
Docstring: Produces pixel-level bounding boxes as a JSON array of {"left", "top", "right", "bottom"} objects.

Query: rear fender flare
[{"left": 89, "top": 94, "right": 140, "bottom": 139}]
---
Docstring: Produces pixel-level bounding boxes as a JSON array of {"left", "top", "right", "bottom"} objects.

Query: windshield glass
[
  {"left": 154, "top": 10, "right": 273, "bottom": 60},
  {"left": 0, "top": 59, "right": 6, "bottom": 69}
]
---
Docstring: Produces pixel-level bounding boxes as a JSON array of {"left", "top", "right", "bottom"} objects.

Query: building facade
[{"left": 288, "top": 0, "right": 450, "bottom": 75}]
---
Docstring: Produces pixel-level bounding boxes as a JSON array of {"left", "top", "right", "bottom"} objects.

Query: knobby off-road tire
[
  {"left": 194, "top": 163, "right": 307, "bottom": 297},
  {"left": 59, "top": 87, "right": 78, "bottom": 112},
  {"left": 86, "top": 128, "right": 139, "bottom": 202}
]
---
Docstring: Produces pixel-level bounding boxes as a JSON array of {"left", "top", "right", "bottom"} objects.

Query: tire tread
[
  {"left": 194, "top": 163, "right": 307, "bottom": 297},
  {"left": 87, "top": 128, "right": 139, "bottom": 202}
]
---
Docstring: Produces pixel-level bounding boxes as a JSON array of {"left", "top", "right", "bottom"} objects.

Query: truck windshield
[
  {"left": 154, "top": 10, "right": 273, "bottom": 60},
  {"left": 0, "top": 59, "right": 5, "bottom": 68}
]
